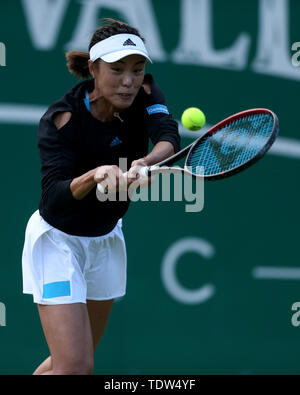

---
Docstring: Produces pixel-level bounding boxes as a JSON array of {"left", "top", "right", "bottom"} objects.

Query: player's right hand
[{"left": 94, "top": 165, "right": 127, "bottom": 193}]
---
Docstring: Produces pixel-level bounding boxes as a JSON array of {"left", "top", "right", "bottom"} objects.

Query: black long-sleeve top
[{"left": 38, "top": 74, "right": 180, "bottom": 236}]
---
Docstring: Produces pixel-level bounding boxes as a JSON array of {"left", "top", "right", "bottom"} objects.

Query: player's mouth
[{"left": 118, "top": 93, "right": 133, "bottom": 99}]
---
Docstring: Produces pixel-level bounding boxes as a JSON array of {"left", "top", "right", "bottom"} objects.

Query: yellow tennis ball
[{"left": 181, "top": 107, "right": 206, "bottom": 131}]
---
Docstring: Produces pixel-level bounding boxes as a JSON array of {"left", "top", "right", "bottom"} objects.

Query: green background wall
[{"left": 1, "top": 0, "right": 300, "bottom": 374}]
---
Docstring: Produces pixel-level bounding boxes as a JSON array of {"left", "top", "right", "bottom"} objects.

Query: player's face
[{"left": 94, "top": 55, "right": 146, "bottom": 110}]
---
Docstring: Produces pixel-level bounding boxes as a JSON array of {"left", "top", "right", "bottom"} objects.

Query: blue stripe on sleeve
[{"left": 146, "top": 104, "right": 169, "bottom": 115}]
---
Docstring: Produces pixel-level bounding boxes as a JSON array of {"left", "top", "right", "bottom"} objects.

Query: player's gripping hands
[
  {"left": 94, "top": 159, "right": 152, "bottom": 194},
  {"left": 128, "top": 158, "right": 154, "bottom": 189},
  {"left": 94, "top": 165, "right": 128, "bottom": 192}
]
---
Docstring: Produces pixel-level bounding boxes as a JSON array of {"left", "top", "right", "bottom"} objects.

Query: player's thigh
[
  {"left": 38, "top": 303, "right": 94, "bottom": 374},
  {"left": 87, "top": 299, "right": 114, "bottom": 349}
]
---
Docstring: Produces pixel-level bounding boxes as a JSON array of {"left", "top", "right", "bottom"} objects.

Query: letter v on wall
[{"left": 21, "top": 0, "right": 70, "bottom": 49}]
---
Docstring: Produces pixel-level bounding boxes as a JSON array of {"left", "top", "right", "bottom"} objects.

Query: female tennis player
[{"left": 21, "top": 19, "right": 180, "bottom": 375}]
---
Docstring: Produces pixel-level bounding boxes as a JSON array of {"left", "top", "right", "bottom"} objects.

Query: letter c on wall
[{"left": 161, "top": 237, "right": 216, "bottom": 305}]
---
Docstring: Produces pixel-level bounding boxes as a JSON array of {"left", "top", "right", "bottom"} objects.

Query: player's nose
[{"left": 121, "top": 73, "right": 133, "bottom": 87}]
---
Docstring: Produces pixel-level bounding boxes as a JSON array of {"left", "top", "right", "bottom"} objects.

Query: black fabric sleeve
[
  {"left": 143, "top": 75, "right": 181, "bottom": 153},
  {"left": 38, "top": 112, "right": 79, "bottom": 215}
]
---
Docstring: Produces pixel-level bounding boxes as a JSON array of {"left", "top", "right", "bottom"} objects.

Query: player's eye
[{"left": 111, "top": 67, "right": 122, "bottom": 72}]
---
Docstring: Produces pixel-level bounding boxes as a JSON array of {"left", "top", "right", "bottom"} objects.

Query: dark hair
[{"left": 66, "top": 18, "right": 145, "bottom": 80}]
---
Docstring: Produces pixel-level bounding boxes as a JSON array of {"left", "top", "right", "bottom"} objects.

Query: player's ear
[
  {"left": 88, "top": 60, "right": 94, "bottom": 77},
  {"left": 88, "top": 59, "right": 100, "bottom": 78}
]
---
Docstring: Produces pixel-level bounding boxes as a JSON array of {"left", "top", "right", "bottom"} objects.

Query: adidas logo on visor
[{"left": 123, "top": 38, "right": 136, "bottom": 46}]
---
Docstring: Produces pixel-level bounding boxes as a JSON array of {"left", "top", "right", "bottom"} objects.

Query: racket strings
[{"left": 186, "top": 113, "right": 274, "bottom": 176}]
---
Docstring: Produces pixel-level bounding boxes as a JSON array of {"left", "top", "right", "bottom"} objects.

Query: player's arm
[
  {"left": 128, "top": 76, "right": 179, "bottom": 178},
  {"left": 130, "top": 141, "right": 174, "bottom": 168},
  {"left": 71, "top": 166, "right": 125, "bottom": 200}
]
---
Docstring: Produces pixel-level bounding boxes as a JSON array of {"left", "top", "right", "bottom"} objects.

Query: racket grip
[{"left": 97, "top": 182, "right": 107, "bottom": 194}]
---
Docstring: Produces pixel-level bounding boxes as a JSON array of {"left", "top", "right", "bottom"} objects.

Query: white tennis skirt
[{"left": 22, "top": 210, "right": 127, "bottom": 305}]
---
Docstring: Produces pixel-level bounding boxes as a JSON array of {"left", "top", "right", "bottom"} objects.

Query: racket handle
[
  {"left": 97, "top": 182, "right": 107, "bottom": 194},
  {"left": 96, "top": 166, "right": 150, "bottom": 194}
]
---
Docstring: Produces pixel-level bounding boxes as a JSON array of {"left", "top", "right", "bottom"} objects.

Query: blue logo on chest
[{"left": 110, "top": 136, "right": 122, "bottom": 147}]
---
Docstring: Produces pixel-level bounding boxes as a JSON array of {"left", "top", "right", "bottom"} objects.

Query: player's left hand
[{"left": 127, "top": 158, "right": 154, "bottom": 189}]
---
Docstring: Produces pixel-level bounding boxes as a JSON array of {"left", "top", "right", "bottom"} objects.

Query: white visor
[{"left": 89, "top": 33, "right": 152, "bottom": 63}]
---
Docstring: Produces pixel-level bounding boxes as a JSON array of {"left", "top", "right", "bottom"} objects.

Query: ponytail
[{"left": 65, "top": 50, "right": 91, "bottom": 80}]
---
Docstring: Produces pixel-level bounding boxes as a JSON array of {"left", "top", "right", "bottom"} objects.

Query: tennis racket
[{"left": 97, "top": 108, "right": 279, "bottom": 193}]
